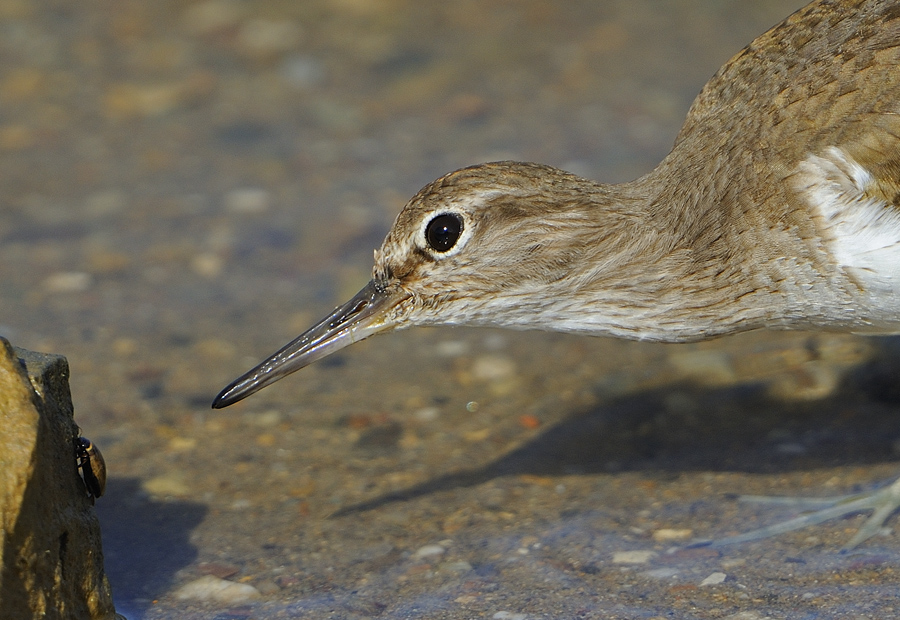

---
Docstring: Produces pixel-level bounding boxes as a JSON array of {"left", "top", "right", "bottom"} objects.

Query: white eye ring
[{"left": 417, "top": 210, "right": 472, "bottom": 257}]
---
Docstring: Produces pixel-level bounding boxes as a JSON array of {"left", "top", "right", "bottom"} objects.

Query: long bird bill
[{"left": 212, "top": 280, "right": 407, "bottom": 408}]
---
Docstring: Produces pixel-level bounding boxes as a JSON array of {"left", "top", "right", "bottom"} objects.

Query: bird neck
[{"left": 498, "top": 169, "right": 823, "bottom": 343}]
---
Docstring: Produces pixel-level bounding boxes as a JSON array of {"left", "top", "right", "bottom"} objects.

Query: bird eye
[{"left": 425, "top": 213, "right": 464, "bottom": 252}]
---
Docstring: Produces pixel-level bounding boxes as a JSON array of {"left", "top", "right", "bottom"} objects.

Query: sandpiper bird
[{"left": 214, "top": 0, "right": 900, "bottom": 547}]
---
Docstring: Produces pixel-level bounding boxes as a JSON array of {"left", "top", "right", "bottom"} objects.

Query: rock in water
[{"left": 0, "top": 337, "right": 122, "bottom": 620}]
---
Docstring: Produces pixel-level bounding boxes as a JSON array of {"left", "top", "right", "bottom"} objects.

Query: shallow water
[{"left": 4, "top": 0, "right": 900, "bottom": 618}]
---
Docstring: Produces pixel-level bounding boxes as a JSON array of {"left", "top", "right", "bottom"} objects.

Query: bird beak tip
[{"left": 211, "top": 279, "right": 408, "bottom": 408}]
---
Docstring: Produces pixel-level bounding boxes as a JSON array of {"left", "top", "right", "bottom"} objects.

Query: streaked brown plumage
[{"left": 214, "top": 0, "right": 900, "bottom": 547}]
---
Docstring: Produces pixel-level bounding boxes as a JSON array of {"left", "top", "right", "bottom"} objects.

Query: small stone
[
  {"left": 470, "top": 354, "right": 519, "bottom": 396},
  {"left": 104, "top": 82, "right": 187, "bottom": 119},
  {"left": 173, "top": 575, "right": 261, "bottom": 604},
  {"left": 249, "top": 409, "right": 282, "bottom": 427},
  {"left": 191, "top": 252, "right": 224, "bottom": 278},
  {"left": 643, "top": 567, "right": 679, "bottom": 579},
  {"left": 412, "top": 544, "right": 445, "bottom": 559},
  {"left": 198, "top": 562, "right": 240, "bottom": 579},
  {"left": 439, "top": 560, "right": 472, "bottom": 573},
  {"left": 224, "top": 187, "right": 270, "bottom": 213},
  {"left": 463, "top": 428, "right": 490, "bottom": 442},
  {"left": 700, "top": 572, "right": 727, "bottom": 586},
  {"left": 434, "top": 340, "right": 469, "bottom": 357},
  {"left": 492, "top": 612, "right": 527, "bottom": 620},
  {"left": 413, "top": 407, "right": 439, "bottom": 422},
  {"left": 720, "top": 558, "right": 746, "bottom": 569},
  {"left": 143, "top": 474, "right": 190, "bottom": 497},
  {"left": 112, "top": 337, "right": 138, "bottom": 356},
  {"left": 256, "top": 579, "right": 280, "bottom": 595},
  {"left": 167, "top": 437, "right": 196, "bottom": 452},
  {"left": 256, "top": 433, "right": 276, "bottom": 447},
  {"left": 42, "top": 271, "right": 92, "bottom": 293},
  {"left": 471, "top": 354, "right": 516, "bottom": 382},
  {"left": 612, "top": 550, "right": 656, "bottom": 564},
  {"left": 652, "top": 528, "right": 693, "bottom": 542}
]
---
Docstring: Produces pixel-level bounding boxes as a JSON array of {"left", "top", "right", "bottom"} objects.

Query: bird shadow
[
  {"left": 332, "top": 348, "right": 900, "bottom": 517},
  {"left": 95, "top": 477, "right": 207, "bottom": 619}
]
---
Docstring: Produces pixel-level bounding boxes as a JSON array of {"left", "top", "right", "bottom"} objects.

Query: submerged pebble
[
  {"left": 643, "top": 567, "right": 679, "bottom": 579},
  {"left": 42, "top": 271, "right": 92, "bottom": 293},
  {"left": 700, "top": 572, "right": 727, "bottom": 586},
  {"left": 493, "top": 612, "right": 527, "bottom": 620},
  {"left": 612, "top": 550, "right": 656, "bottom": 564},
  {"left": 224, "top": 187, "right": 270, "bottom": 213},
  {"left": 652, "top": 528, "right": 693, "bottom": 542},
  {"left": 143, "top": 474, "right": 190, "bottom": 497},
  {"left": 412, "top": 544, "right": 446, "bottom": 559},
  {"left": 173, "top": 575, "right": 261, "bottom": 604}
]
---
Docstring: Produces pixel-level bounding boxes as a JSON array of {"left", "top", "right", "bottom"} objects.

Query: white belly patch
[{"left": 795, "top": 146, "right": 900, "bottom": 298}]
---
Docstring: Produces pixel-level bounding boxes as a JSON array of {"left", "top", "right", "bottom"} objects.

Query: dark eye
[{"left": 425, "top": 213, "right": 464, "bottom": 252}]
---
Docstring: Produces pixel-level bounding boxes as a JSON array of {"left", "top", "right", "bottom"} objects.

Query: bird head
[{"left": 212, "top": 161, "right": 629, "bottom": 408}]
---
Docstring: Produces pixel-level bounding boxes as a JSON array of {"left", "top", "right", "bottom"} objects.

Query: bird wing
[
  {"left": 657, "top": 0, "right": 900, "bottom": 331},
  {"left": 675, "top": 0, "right": 900, "bottom": 175}
]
